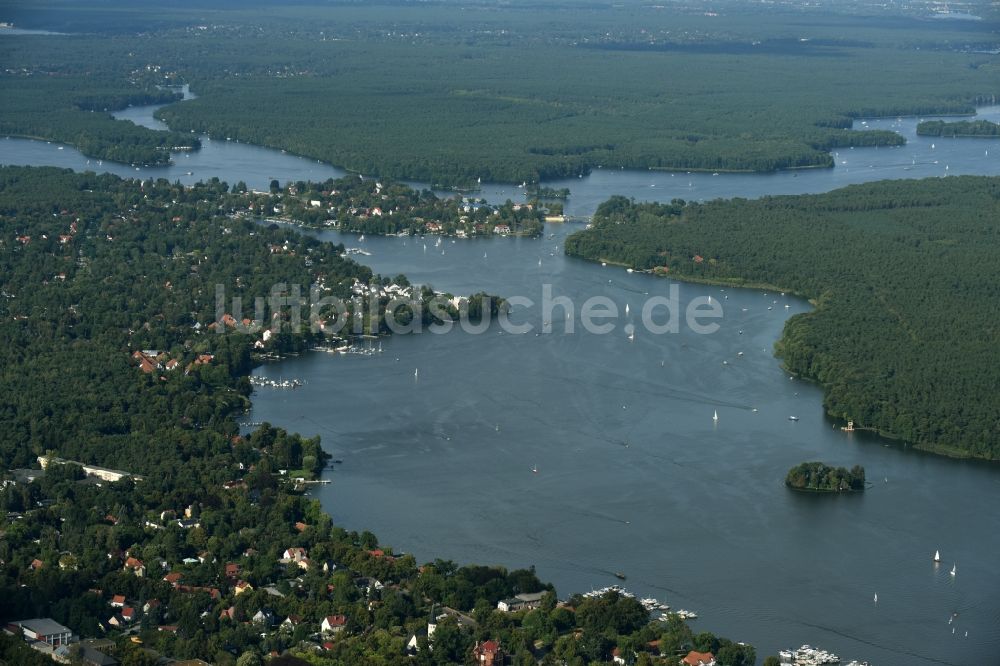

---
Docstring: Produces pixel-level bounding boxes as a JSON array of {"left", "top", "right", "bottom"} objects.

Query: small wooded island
[
  {"left": 916, "top": 119, "right": 1000, "bottom": 137},
  {"left": 785, "top": 462, "right": 866, "bottom": 493}
]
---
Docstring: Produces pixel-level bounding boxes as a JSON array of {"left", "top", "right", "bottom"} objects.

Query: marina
[{"left": 248, "top": 377, "right": 303, "bottom": 389}]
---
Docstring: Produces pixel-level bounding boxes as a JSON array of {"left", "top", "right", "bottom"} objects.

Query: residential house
[
  {"left": 428, "top": 606, "right": 477, "bottom": 637},
  {"left": 472, "top": 640, "right": 503, "bottom": 666},
  {"left": 282, "top": 547, "right": 308, "bottom": 562},
  {"left": 252, "top": 609, "right": 276, "bottom": 627},
  {"left": 682, "top": 651, "right": 716, "bottom": 666},
  {"left": 321, "top": 615, "right": 347, "bottom": 634},
  {"left": 355, "top": 576, "right": 383, "bottom": 596},
  {"left": 406, "top": 632, "right": 423, "bottom": 655},
  {"left": 123, "top": 557, "right": 145, "bottom": 577},
  {"left": 234, "top": 580, "right": 254, "bottom": 596},
  {"left": 280, "top": 615, "right": 302, "bottom": 631},
  {"left": 110, "top": 595, "right": 126, "bottom": 609}
]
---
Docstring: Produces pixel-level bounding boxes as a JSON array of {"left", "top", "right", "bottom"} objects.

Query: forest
[
  {"left": 0, "top": 165, "right": 758, "bottom": 665},
  {"left": 785, "top": 462, "right": 866, "bottom": 493},
  {"left": 917, "top": 119, "right": 1000, "bottom": 137},
  {"left": 1, "top": 2, "right": 999, "bottom": 184},
  {"left": 0, "top": 77, "right": 198, "bottom": 165},
  {"left": 564, "top": 176, "right": 1000, "bottom": 460}
]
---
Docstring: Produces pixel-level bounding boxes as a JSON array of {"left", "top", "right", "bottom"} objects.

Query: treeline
[
  {"left": 565, "top": 177, "right": 1000, "bottom": 460},
  {"left": 0, "top": 76, "right": 199, "bottom": 165},
  {"left": 4, "top": 12, "right": 1000, "bottom": 184},
  {"left": 917, "top": 119, "right": 1000, "bottom": 137},
  {"left": 0, "top": 166, "right": 750, "bottom": 665},
  {"left": 786, "top": 462, "right": 866, "bottom": 492}
]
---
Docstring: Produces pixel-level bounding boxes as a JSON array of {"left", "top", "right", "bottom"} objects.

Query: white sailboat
[
  {"left": 359, "top": 234, "right": 365, "bottom": 241},
  {"left": 874, "top": 592, "right": 878, "bottom": 604},
  {"left": 713, "top": 409, "right": 719, "bottom": 422},
  {"left": 625, "top": 303, "right": 630, "bottom": 316},
  {"left": 950, "top": 563, "right": 957, "bottom": 576},
  {"left": 414, "top": 368, "right": 419, "bottom": 379},
  {"left": 933, "top": 550, "right": 941, "bottom": 563}
]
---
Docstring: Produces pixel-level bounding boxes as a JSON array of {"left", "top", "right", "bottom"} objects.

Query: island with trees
[
  {"left": 785, "top": 462, "right": 866, "bottom": 493},
  {"left": 564, "top": 176, "right": 1000, "bottom": 461},
  {"left": 917, "top": 119, "right": 1000, "bottom": 138}
]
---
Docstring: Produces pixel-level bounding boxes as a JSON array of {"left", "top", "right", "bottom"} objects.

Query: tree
[{"left": 236, "top": 653, "right": 262, "bottom": 666}]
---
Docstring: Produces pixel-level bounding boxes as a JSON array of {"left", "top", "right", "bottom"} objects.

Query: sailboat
[
  {"left": 873, "top": 592, "right": 878, "bottom": 604},
  {"left": 950, "top": 564, "right": 957, "bottom": 576},
  {"left": 625, "top": 303, "right": 630, "bottom": 316},
  {"left": 934, "top": 550, "right": 941, "bottom": 563},
  {"left": 713, "top": 409, "right": 719, "bottom": 422},
  {"left": 531, "top": 465, "right": 538, "bottom": 474},
  {"left": 414, "top": 368, "right": 419, "bottom": 379}
]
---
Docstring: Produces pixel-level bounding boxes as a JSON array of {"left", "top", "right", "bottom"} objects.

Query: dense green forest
[
  {"left": 0, "top": 166, "right": 757, "bottom": 665},
  {"left": 564, "top": 177, "right": 1000, "bottom": 460},
  {"left": 1, "top": 2, "right": 999, "bottom": 184},
  {"left": 0, "top": 77, "right": 199, "bottom": 165},
  {"left": 785, "top": 462, "right": 866, "bottom": 492},
  {"left": 917, "top": 119, "right": 1000, "bottom": 137}
]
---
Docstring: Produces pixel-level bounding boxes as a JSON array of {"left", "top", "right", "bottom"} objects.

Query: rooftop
[{"left": 14, "top": 618, "right": 72, "bottom": 636}]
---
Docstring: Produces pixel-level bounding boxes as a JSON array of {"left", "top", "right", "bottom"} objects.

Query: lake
[{"left": 2, "top": 93, "right": 999, "bottom": 665}]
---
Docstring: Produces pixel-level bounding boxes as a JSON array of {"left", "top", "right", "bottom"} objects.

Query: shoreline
[
  {"left": 569, "top": 253, "right": 999, "bottom": 464},
  {"left": 117, "top": 87, "right": 996, "bottom": 188}
]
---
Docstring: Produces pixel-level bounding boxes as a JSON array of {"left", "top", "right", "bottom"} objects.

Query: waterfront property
[{"left": 497, "top": 591, "right": 548, "bottom": 612}]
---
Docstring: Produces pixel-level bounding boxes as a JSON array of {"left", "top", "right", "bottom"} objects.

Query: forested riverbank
[
  {"left": 564, "top": 176, "right": 1000, "bottom": 461},
  {"left": 2, "top": 3, "right": 999, "bottom": 185}
]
